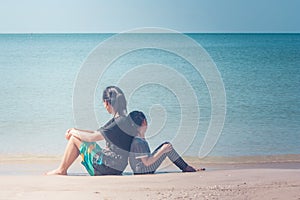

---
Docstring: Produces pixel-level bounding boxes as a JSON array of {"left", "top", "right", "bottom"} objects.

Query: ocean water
[{"left": 0, "top": 33, "right": 299, "bottom": 159}]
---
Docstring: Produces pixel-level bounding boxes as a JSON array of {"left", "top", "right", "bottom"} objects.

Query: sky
[{"left": 0, "top": 0, "right": 299, "bottom": 33}]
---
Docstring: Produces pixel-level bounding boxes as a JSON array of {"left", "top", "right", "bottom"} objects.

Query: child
[{"left": 128, "top": 111, "right": 204, "bottom": 174}]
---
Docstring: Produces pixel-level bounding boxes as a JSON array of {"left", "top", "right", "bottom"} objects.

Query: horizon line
[{"left": 0, "top": 31, "right": 299, "bottom": 34}]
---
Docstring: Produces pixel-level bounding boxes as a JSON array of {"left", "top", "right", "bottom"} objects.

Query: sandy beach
[{"left": 0, "top": 156, "right": 300, "bottom": 200}]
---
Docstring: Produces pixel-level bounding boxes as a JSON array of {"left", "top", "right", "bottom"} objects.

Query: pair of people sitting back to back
[{"left": 46, "top": 86, "right": 200, "bottom": 176}]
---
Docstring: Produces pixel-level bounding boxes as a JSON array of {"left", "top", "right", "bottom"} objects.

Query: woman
[
  {"left": 128, "top": 111, "right": 205, "bottom": 174},
  {"left": 46, "top": 86, "right": 134, "bottom": 176}
]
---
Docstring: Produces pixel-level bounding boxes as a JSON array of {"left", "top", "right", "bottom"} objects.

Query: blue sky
[{"left": 0, "top": 0, "right": 299, "bottom": 33}]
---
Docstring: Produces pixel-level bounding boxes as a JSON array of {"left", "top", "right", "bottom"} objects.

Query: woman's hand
[{"left": 65, "top": 128, "right": 76, "bottom": 140}]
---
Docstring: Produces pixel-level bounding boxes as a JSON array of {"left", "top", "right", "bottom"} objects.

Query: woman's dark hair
[
  {"left": 102, "top": 86, "right": 127, "bottom": 116},
  {"left": 129, "top": 111, "right": 147, "bottom": 127}
]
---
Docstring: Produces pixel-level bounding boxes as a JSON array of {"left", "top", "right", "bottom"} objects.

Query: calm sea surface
[{"left": 0, "top": 33, "right": 299, "bottom": 158}]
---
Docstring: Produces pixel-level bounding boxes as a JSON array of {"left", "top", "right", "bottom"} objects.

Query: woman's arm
[
  {"left": 67, "top": 128, "right": 104, "bottom": 142},
  {"left": 73, "top": 128, "right": 94, "bottom": 133},
  {"left": 140, "top": 143, "right": 173, "bottom": 166}
]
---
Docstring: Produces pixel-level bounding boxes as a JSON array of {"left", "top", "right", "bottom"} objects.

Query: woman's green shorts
[{"left": 79, "top": 142, "right": 103, "bottom": 176}]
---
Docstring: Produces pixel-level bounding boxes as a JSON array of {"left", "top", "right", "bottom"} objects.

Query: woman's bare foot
[{"left": 45, "top": 169, "right": 67, "bottom": 176}]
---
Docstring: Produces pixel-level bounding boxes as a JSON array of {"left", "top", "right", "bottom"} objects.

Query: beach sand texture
[
  {"left": 0, "top": 157, "right": 300, "bottom": 200},
  {"left": 0, "top": 169, "right": 300, "bottom": 200}
]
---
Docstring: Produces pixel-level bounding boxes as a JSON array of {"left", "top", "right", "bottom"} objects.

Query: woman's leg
[{"left": 46, "top": 136, "right": 82, "bottom": 175}]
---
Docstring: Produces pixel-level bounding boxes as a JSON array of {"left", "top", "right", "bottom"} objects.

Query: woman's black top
[{"left": 96, "top": 116, "right": 134, "bottom": 173}]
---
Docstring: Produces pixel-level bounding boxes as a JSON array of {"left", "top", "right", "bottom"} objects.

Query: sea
[{"left": 0, "top": 33, "right": 299, "bottom": 160}]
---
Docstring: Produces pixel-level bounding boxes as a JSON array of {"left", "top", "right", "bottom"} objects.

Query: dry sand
[{"left": 0, "top": 156, "right": 300, "bottom": 200}]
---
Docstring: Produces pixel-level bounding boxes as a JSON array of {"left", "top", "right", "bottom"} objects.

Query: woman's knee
[{"left": 69, "top": 135, "right": 82, "bottom": 148}]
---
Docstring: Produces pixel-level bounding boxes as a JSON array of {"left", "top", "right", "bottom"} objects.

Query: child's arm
[{"left": 140, "top": 143, "right": 172, "bottom": 166}]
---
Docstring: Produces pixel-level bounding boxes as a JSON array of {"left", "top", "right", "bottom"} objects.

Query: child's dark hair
[
  {"left": 128, "top": 111, "right": 147, "bottom": 136},
  {"left": 129, "top": 111, "right": 147, "bottom": 127},
  {"left": 102, "top": 86, "right": 127, "bottom": 116}
]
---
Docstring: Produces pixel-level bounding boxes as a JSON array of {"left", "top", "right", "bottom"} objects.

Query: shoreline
[
  {"left": 2, "top": 153, "right": 300, "bottom": 162},
  {"left": 1, "top": 154, "right": 299, "bottom": 176}
]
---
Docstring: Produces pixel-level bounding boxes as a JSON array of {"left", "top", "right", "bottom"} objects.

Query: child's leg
[
  {"left": 161, "top": 142, "right": 190, "bottom": 171},
  {"left": 142, "top": 153, "right": 167, "bottom": 174},
  {"left": 135, "top": 143, "right": 168, "bottom": 174},
  {"left": 152, "top": 142, "right": 195, "bottom": 172},
  {"left": 141, "top": 142, "right": 188, "bottom": 173}
]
